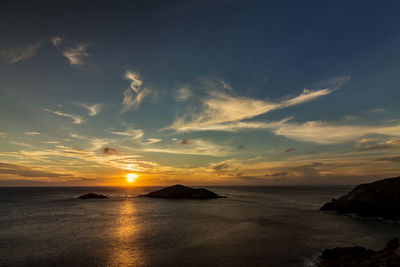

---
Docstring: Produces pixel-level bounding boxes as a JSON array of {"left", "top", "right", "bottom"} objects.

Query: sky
[{"left": 1, "top": 0, "right": 400, "bottom": 186}]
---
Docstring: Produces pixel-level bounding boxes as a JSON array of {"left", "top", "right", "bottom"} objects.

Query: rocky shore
[
  {"left": 321, "top": 176, "right": 400, "bottom": 220},
  {"left": 314, "top": 235, "right": 400, "bottom": 266}
]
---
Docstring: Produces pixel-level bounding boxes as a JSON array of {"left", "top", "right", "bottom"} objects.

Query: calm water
[{"left": 0, "top": 186, "right": 399, "bottom": 267}]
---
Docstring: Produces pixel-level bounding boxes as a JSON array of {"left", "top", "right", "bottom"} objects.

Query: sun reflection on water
[{"left": 107, "top": 199, "right": 145, "bottom": 266}]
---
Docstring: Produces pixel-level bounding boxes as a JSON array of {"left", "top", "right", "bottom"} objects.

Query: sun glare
[{"left": 126, "top": 173, "right": 138, "bottom": 183}]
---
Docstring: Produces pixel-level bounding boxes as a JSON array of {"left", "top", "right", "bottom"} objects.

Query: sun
[{"left": 126, "top": 173, "right": 138, "bottom": 183}]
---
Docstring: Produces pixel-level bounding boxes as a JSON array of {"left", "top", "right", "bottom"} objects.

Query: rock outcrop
[
  {"left": 139, "top": 184, "right": 224, "bottom": 199},
  {"left": 78, "top": 193, "right": 108, "bottom": 199},
  {"left": 314, "top": 235, "right": 400, "bottom": 266},
  {"left": 321, "top": 176, "right": 400, "bottom": 220}
]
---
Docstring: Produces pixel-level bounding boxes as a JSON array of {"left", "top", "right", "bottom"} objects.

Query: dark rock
[
  {"left": 78, "top": 193, "right": 107, "bottom": 199},
  {"left": 314, "top": 235, "right": 400, "bottom": 266},
  {"left": 139, "top": 184, "right": 224, "bottom": 199},
  {"left": 321, "top": 176, "right": 400, "bottom": 220}
]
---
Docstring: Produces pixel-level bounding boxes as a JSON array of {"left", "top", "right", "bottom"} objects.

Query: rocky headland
[{"left": 321, "top": 176, "right": 400, "bottom": 220}]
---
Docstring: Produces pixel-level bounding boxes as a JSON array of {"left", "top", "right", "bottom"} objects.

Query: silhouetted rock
[
  {"left": 314, "top": 235, "right": 400, "bottom": 266},
  {"left": 321, "top": 176, "right": 400, "bottom": 220},
  {"left": 78, "top": 193, "right": 107, "bottom": 199},
  {"left": 139, "top": 184, "right": 224, "bottom": 199}
]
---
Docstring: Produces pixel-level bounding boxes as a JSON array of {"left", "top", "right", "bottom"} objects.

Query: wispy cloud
[
  {"left": 62, "top": 43, "right": 89, "bottom": 66},
  {"left": 166, "top": 76, "right": 350, "bottom": 132},
  {"left": 24, "top": 132, "right": 41, "bottom": 136},
  {"left": 42, "top": 108, "right": 85, "bottom": 124},
  {"left": 219, "top": 79, "right": 232, "bottom": 91},
  {"left": 272, "top": 121, "right": 400, "bottom": 144},
  {"left": 9, "top": 141, "right": 34, "bottom": 148},
  {"left": 1, "top": 41, "right": 43, "bottom": 63},
  {"left": 110, "top": 128, "right": 144, "bottom": 140},
  {"left": 284, "top": 148, "right": 296, "bottom": 153},
  {"left": 377, "top": 156, "right": 400, "bottom": 162},
  {"left": 0, "top": 132, "right": 7, "bottom": 137},
  {"left": 143, "top": 139, "right": 229, "bottom": 156},
  {"left": 175, "top": 86, "right": 191, "bottom": 101},
  {"left": 146, "top": 138, "right": 162, "bottom": 144},
  {"left": 50, "top": 36, "right": 63, "bottom": 47},
  {"left": 0, "top": 162, "right": 69, "bottom": 179},
  {"left": 354, "top": 138, "right": 400, "bottom": 151},
  {"left": 167, "top": 88, "right": 341, "bottom": 132},
  {"left": 78, "top": 103, "right": 103, "bottom": 116},
  {"left": 70, "top": 134, "right": 109, "bottom": 151},
  {"left": 166, "top": 118, "right": 290, "bottom": 132},
  {"left": 121, "top": 70, "right": 151, "bottom": 112}
]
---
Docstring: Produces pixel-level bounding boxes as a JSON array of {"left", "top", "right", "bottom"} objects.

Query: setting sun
[{"left": 126, "top": 173, "right": 138, "bottom": 183}]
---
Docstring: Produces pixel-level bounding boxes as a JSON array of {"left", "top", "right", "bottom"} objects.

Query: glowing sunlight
[{"left": 126, "top": 173, "right": 138, "bottom": 183}]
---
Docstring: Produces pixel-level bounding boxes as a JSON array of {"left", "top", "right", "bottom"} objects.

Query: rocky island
[
  {"left": 139, "top": 184, "right": 224, "bottom": 199},
  {"left": 321, "top": 176, "right": 400, "bottom": 220},
  {"left": 314, "top": 235, "right": 400, "bottom": 266},
  {"left": 78, "top": 193, "right": 108, "bottom": 199}
]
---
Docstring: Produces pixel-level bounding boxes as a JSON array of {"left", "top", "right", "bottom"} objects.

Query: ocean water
[{"left": 0, "top": 186, "right": 399, "bottom": 267}]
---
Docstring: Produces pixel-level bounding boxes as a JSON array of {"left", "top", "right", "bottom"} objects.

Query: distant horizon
[{"left": 1, "top": 175, "right": 397, "bottom": 187}]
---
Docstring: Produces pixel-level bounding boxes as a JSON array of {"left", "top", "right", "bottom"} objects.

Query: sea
[{"left": 0, "top": 186, "right": 399, "bottom": 267}]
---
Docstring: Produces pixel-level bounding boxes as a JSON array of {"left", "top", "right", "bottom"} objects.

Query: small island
[
  {"left": 321, "top": 176, "right": 400, "bottom": 220},
  {"left": 314, "top": 235, "right": 400, "bottom": 266},
  {"left": 139, "top": 184, "right": 224, "bottom": 199},
  {"left": 78, "top": 193, "right": 108, "bottom": 199}
]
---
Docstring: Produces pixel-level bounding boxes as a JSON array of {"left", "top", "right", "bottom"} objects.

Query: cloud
[
  {"left": 284, "top": 148, "right": 296, "bottom": 153},
  {"left": 0, "top": 132, "right": 6, "bottom": 137},
  {"left": 146, "top": 138, "right": 162, "bottom": 144},
  {"left": 265, "top": 171, "right": 289, "bottom": 177},
  {"left": 13, "top": 145, "right": 153, "bottom": 175},
  {"left": 42, "top": 141, "right": 59, "bottom": 144},
  {"left": 42, "top": 108, "right": 85, "bottom": 124},
  {"left": 180, "top": 139, "right": 194, "bottom": 145},
  {"left": 212, "top": 162, "right": 232, "bottom": 175},
  {"left": 166, "top": 76, "right": 350, "bottom": 133},
  {"left": 0, "top": 162, "right": 68, "bottom": 178},
  {"left": 355, "top": 139, "right": 400, "bottom": 151},
  {"left": 272, "top": 121, "right": 400, "bottom": 144},
  {"left": 121, "top": 70, "right": 151, "bottom": 112},
  {"left": 102, "top": 147, "right": 120, "bottom": 156},
  {"left": 110, "top": 129, "right": 144, "bottom": 140},
  {"left": 50, "top": 36, "right": 63, "bottom": 47},
  {"left": 144, "top": 139, "right": 229, "bottom": 156},
  {"left": 24, "top": 132, "right": 41, "bottom": 136},
  {"left": 9, "top": 141, "right": 34, "bottom": 148},
  {"left": 1, "top": 41, "right": 43, "bottom": 63},
  {"left": 70, "top": 134, "right": 109, "bottom": 151},
  {"left": 62, "top": 43, "right": 89, "bottom": 66},
  {"left": 78, "top": 103, "right": 103, "bottom": 116},
  {"left": 175, "top": 86, "right": 191, "bottom": 101},
  {"left": 167, "top": 88, "right": 341, "bottom": 132},
  {"left": 125, "top": 71, "right": 143, "bottom": 92},
  {"left": 219, "top": 79, "right": 232, "bottom": 91},
  {"left": 368, "top": 108, "right": 386, "bottom": 113},
  {"left": 279, "top": 88, "right": 332, "bottom": 108},
  {"left": 377, "top": 156, "right": 400, "bottom": 162},
  {"left": 167, "top": 118, "right": 291, "bottom": 132}
]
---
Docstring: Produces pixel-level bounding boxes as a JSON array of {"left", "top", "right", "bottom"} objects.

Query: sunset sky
[{"left": 1, "top": 0, "right": 400, "bottom": 186}]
